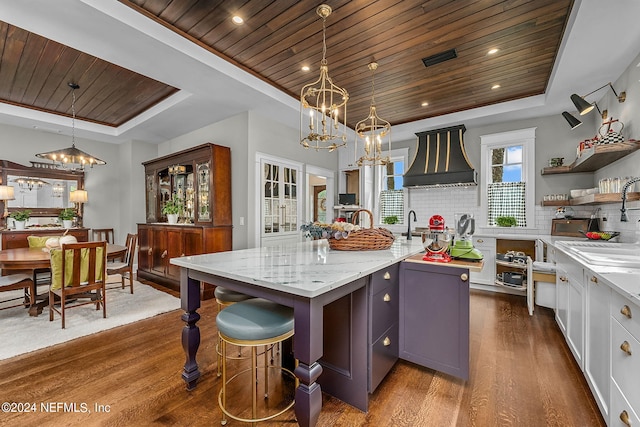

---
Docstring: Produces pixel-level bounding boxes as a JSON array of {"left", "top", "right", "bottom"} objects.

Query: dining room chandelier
[
  {"left": 300, "top": 4, "right": 349, "bottom": 152},
  {"left": 355, "top": 62, "right": 391, "bottom": 167},
  {"left": 35, "top": 83, "right": 106, "bottom": 171}
]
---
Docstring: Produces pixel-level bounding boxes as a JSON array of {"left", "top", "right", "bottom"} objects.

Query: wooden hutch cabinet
[{"left": 137, "top": 143, "right": 232, "bottom": 290}]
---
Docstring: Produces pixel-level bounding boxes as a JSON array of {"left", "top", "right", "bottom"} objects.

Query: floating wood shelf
[
  {"left": 541, "top": 140, "right": 640, "bottom": 175},
  {"left": 540, "top": 192, "right": 640, "bottom": 206}
]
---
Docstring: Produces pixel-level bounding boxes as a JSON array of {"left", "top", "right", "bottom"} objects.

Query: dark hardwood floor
[{"left": 0, "top": 285, "right": 605, "bottom": 427}]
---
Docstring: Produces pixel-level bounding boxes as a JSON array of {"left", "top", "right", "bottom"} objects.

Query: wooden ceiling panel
[{"left": 0, "top": 22, "right": 178, "bottom": 127}]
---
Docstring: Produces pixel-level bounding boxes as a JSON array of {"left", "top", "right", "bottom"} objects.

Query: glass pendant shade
[{"left": 300, "top": 4, "right": 349, "bottom": 151}]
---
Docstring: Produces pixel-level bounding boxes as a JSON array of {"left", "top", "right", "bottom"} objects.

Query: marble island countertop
[{"left": 171, "top": 238, "right": 425, "bottom": 298}]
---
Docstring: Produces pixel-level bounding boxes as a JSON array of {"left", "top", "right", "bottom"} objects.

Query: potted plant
[
  {"left": 59, "top": 208, "right": 76, "bottom": 228},
  {"left": 495, "top": 216, "right": 517, "bottom": 227},
  {"left": 162, "top": 197, "right": 183, "bottom": 224},
  {"left": 382, "top": 215, "right": 399, "bottom": 225},
  {"left": 9, "top": 209, "right": 31, "bottom": 230}
]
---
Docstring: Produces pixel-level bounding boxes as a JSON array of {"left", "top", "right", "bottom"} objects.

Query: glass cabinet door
[
  {"left": 145, "top": 172, "right": 157, "bottom": 222},
  {"left": 196, "top": 161, "right": 211, "bottom": 222}
]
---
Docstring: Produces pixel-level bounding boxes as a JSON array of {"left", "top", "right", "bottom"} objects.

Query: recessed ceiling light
[
  {"left": 232, "top": 16, "right": 244, "bottom": 25},
  {"left": 421, "top": 102, "right": 429, "bottom": 107},
  {"left": 488, "top": 48, "right": 499, "bottom": 55},
  {"left": 301, "top": 65, "right": 310, "bottom": 72},
  {"left": 491, "top": 84, "right": 501, "bottom": 90}
]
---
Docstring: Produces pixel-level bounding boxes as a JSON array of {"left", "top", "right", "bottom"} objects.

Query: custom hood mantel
[{"left": 403, "top": 124, "right": 477, "bottom": 188}]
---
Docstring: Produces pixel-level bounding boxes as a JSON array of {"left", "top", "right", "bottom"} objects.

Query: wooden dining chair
[
  {"left": 0, "top": 274, "right": 34, "bottom": 311},
  {"left": 106, "top": 233, "right": 138, "bottom": 294},
  {"left": 92, "top": 228, "right": 114, "bottom": 244},
  {"left": 48, "top": 241, "right": 107, "bottom": 329}
]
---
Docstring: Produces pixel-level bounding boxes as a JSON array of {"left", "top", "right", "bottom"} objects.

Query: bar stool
[
  {"left": 215, "top": 286, "right": 255, "bottom": 376},
  {"left": 216, "top": 298, "right": 296, "bottom": 425}
]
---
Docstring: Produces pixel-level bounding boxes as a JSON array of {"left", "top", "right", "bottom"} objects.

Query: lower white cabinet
[
  {"left": 585, "top": 271, "right": 611, "bottom": 419},
  {"left": 567, "top": 274, "right": 585, "bottom": 368},
  {"left": 469, "top": 236, "right": 495, "bottom": 286},
  {"left": 556, "top": 262, "right": 569, "bottom": 335}
]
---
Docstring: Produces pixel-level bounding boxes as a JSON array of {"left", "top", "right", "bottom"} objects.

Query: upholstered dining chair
[
  {"left": 106, "top": 233, "right": 137, "bottom": 294},
  {"left": 0, "top": 274, "right": 34, "bottom": 311},
  {"left": 92, "top": 228, "right": 114, "bottom": 244},
  {"left": 49, "top": 241, "right": 107, "bottom": 329}
]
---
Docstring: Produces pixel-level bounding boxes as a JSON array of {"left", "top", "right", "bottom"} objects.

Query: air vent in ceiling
[{"left": 422, "top": 49, "right": 457, "bottom": 68}]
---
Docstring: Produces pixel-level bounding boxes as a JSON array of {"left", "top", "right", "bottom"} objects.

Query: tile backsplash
[{"left": 407, "top": 186, "right": 640, "bottom": 242}]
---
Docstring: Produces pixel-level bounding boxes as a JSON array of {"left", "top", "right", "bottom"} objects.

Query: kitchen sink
[{"left": 556, "top": 241, "right": 640, "bottom": 268}]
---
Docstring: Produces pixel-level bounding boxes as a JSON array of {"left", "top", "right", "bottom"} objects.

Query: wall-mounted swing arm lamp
[{"left": 563, "top": 82, "right": 625, "bottom": 129}]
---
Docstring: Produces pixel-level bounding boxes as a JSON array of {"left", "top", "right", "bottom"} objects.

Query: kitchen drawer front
[
  {"left": 371, "top": 283, "right": 399, "bottom": 340},
  {"left": 611, "top": 291, "right": 640, "bottom": 340},
  {"left": 370, "top": 323, "right": 398, "bottom": 392},
  {"left": 610, "top": 379, "right": 640, "bottom": 427},
  {"left": 370, "top": 263, "right": 399, "bottom": 296},
  {"left": 556, "top": 251, "right": 583, "bottom": 282},
  {"left": 612, "top": 318, "right": 640, "bottom": 411}
]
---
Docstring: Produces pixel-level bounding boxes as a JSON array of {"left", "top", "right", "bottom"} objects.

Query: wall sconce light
[
  {"left": 70, "top": 189, "right": 88, "bottom": 227},
  {"left": 564, "top": 82, "right": 624, "bottom": 129},
  {"left": 0, "top": 185, "right": 15, "bottom": 228}
]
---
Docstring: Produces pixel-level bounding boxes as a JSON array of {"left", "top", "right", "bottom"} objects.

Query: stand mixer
[
  {"left": 449, "top": 213, "right": 483, "bottom": 261},
  {"left": 421, "top": 215, "right": 452, "bottom": 262}
]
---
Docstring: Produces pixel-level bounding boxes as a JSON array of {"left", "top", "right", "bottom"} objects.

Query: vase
[
  {"left": 14, "top": 220, "right": 26, "bottom": 230},
  {"left": 63, "top": 220, "right": 73, "bottom": 229},
  {"left": 167, "top": 214, "right": 178, "bottom": 224}
]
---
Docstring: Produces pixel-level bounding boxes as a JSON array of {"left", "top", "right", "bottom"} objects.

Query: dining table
[{"left": 0, "top": 244, "right": 127, "bottom": 316}]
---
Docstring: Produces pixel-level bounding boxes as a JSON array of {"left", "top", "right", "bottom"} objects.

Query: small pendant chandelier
[
  {"left": 355, "top": 62, "right": 391, "bottom": 166},
  {"left": 12, "top": 177, "right": 50, "bottom": 191},
  {"left": 35, "top": 83, "right": 106, "bottom": 171},
  {"left": 300, "top": 4, "right": 349, "bottom": 152}
]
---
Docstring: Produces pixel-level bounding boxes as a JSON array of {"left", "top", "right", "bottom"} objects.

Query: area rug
[{"left": 0, "top": 279, "right": 180, "bottom": 360}]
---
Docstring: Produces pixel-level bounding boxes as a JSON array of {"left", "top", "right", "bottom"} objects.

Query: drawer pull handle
[
  {"left": 621, "top": 305, "right": 632, "bottom": 319},
  {"left": 383, "top": 337, "right": 391, "bottom": 347},
  {"left": 620, "top": 341, "right": 632, "bottom": 356},
  {"left": 460, "top": 273, "right": 468, "bottom": 281},
  {"left": 161, "top": 250, "right": 168, "bottom": 259},
  {"left": 477, "top": 239, "right": 484, "bottom": 243},
  {"left": 148, "top": 248, "right": 153, "bottom": 255},
  {"left": 620, "top": 410, "right": 631, "bottom": 426},
  {"left": 559, "top": 276, "right": 568, "bottom": 282},
  {"left": 383, "top": 293, "right": 391, "bottom": 302},
  {"left": 590, "top": 276, "right": 598, "bottom": 284},
  {"left": 383, "top": 272, "right": 391, "bottom": 280}
]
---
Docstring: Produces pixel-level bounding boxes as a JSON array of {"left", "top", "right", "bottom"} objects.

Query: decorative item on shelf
[
  {"left": 548, "top": 157, "right": 564, "bottom": 167},
  {"left": 562, "top": 82, "right": 626, "bottom": 129},
  {"left": 168, "top": 164, "right": 186, "bottom": 175},
  {"left": 9, "top": 209, "right": 31, "bottom": 230},
  {"left": 162, "top": 197, "right": 183, "bottom": 224},
  {"left": 0, "top": 185, "right": 15, "bottom": 227},
  {"left": 355, "top": 62, "right": 391, "bottom": 166},
  {"left": 35, "top": 83, "right": 106, "bottom": 171},
  {"left": 69, "top": 189, "right": 88, "bottom": 228},
  {"left": 494, "top": 216, "right": 516, "bottom": 227},
  {"left": 11, "top": 177, "right": 50, "bottom": 191},
  {"left": 300, "top": 4, "right": 349, "bottom": 152},
  {"left": 596, "top": 118, "right": 624, "bottom": 144}
]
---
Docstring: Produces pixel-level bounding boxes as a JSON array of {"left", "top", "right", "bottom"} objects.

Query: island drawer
[
  {"left": 370, "top": 323, "right": 398, "bottom": 392},
  {"left": 370, "top": 263, "right": 399, "bottom": 295},
  {"left": 611, "top": 291, "right": 640, "bottom": 340},
  {"left": 371, "top": 282, "right": 399, "bottom": 340}
]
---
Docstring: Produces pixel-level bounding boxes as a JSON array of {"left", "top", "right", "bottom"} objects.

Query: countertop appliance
[
  {"left": 421, "top": 215, "right": 451, "bottom": 262},
  {"left": 449, "top": 213, "right": 483, "bottom": 261}
]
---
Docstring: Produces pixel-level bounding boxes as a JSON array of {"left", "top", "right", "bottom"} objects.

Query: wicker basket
[{"left": 328, "top": 209, "right": 395, "bottom": 251}]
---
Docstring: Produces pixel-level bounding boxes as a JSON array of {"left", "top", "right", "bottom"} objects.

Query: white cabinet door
[
  {"left": 585, "top": 270, "right": 611, "bottom": 419},
  {"left": 556, "top": 264, "right": 569, "bottom": 335},
  {"left": 567, "top": 272, "right": 585, "bottom": 369},
  {"left": 469, "top": 236, "right": 495, "bottom": 286}
]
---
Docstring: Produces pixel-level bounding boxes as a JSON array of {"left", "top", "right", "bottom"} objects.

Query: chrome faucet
[
  {"left": 620, "top": 177, "right": 640, "bottom": 222},
  {"left": 406, "top": 210, "right": 417, "bottom": 240}
]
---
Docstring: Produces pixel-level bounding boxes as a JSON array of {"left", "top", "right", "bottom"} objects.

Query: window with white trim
[
  {"left": 374, "top": 148, "right": 408, "bottom": 225},
  {"left": 480, "top": 128, "right": 536, "bottom": 228}
]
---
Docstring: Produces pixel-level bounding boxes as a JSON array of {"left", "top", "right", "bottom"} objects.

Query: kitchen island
[{"left": 171, "top": 238, "right": 477, "bottom": 427}]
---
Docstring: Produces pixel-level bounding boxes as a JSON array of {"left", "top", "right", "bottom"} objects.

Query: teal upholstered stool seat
[
  {"left": 216, "top": 298, "right": 296, "bottom": 425},
  {"left": 214, "top": 286, "right": 255, "bottom": 306}
]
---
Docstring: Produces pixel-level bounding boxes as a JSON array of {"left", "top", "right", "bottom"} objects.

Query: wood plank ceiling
[
  {"left": 0, "top": 0, "right": 574, "bottom": 131},
  {"left": 123, "top": 0, "right": 574, "bottom": 129},
  {"left": 0, "top": 22, "right": 178, "bottom": 127}
]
